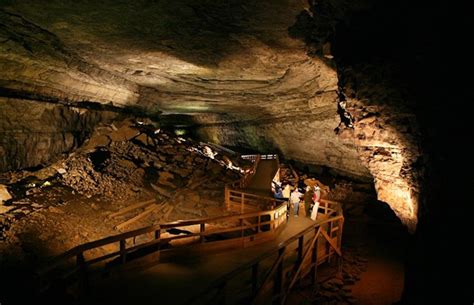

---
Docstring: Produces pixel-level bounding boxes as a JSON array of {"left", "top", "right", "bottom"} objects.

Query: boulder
[
  {"left": 0, "top": 185, "right": 12, "bottom": 203},
  {"left": 109, "top": 122, "right": 140, "bottom": 142},
  {"left": 84, "top": 134, "right": 111, "bottom": 149},
  {"left": 0, "top": 205, "right": 14, "bottom": 214},
  {"left": 158, "top": 171, "right": 176, "bottom": 188}
]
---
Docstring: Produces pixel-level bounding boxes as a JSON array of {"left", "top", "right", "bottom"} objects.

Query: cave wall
[
  {"left": 193, "top": 92, "right": 371, "bottom": 180},
  {"left": 0, "top": 98, "right": 116, "bottom": 171},
  {"left": 0, "top": 8, "right": 137, "bottom": 171},
  {"left": 286, "top": 0, "right": 426, "bottom": 231}
]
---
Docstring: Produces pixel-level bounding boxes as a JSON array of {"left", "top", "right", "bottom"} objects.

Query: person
[
  {"left": 313, "top": 185, "right": 321, "bottom": 203},
  {"left": 304, "top": 186, "right": 314, "bottom": 217},
  {"left": 310, "top": 185, "right": 321, "bottom": 220},
  {"left": 273, "top": 181, "right": 283, "bottom": 199},
  {"left": 282, "top": 184, "right": 291, "bottom": 200},
  {"left": 290, "top": 187, "right": 302, "bottom": 217}
]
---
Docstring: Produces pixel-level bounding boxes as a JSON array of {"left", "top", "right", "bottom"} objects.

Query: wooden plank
[
  {"left": 320, "top": 199, "right": 342, "bottom": 206},
  {"left": 188, "top": 176, "right": 211, "bottom": 190},
  {"left": 162, "top": 205, "right": 174, "bottom": 220},
  {"left": 150, "top": 183, "right": 172, "bottom": 197},
  {"left": 115, "top": 204, "right": 162, "bottom": 231},
  {"left": 107, "top": 199, "right": 156, "bottom": 218}
]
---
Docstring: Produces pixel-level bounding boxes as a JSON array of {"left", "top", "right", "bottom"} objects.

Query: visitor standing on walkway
[
  {"left": 282, "top": 184, "right": 291, "bottom": 200},
  {"left": 310, "top": 185, "right": 321, "bottom": 220},
  {"left": 290, "top": 187, "right": 302, "bottom": 217},
  {"left": 304, "top": 186, "right": 314, "bottom": 217}
]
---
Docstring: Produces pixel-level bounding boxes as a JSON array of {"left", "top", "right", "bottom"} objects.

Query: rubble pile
[
  {"left": 310, "top": 247, "right": 369, "bottom": 305},
  {"left": 288, "top": 242, "right": 369, "bottom": 305},
  {"left": 57, "top": 119, "right": 241, "bottom": 201},
  {"left": 0, "top": 119, "right": 242, "bottom": 240}
]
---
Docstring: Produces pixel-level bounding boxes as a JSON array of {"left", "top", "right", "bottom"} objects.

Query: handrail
[
  {"left": 37, "top": 200, "right": 290, "bottom": 292},
  {"left": 183, "top": 205, "right": 345, "bottom": 305},
  {"left": 241, "top": 154, "right": 278, "bottom": 161}
]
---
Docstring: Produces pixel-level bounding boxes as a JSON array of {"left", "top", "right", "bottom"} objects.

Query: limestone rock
[{"left": 0, "top": 185, "right": 12, "bottom": 204}]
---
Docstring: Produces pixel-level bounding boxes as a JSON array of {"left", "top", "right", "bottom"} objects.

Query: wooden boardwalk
[
  {"left": 84, "top": 216, "right": 323, "bottom": 305},
  {"left": 38, "top": 154, "right": 343, "bottom": 305}
]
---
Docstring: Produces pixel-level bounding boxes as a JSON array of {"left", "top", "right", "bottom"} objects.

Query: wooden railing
[
  {"left": 225, "top": 187, "right": 286, "bottom": 213},
  {"left": 241, "top": 154, "right": 278, "bottom": 161},
  {"left": 226, "top": 153, "right": 282, "bottom": 213},
  {"left": 183, "top": 204, "right": 344, "bottom": 305},
  {"left": 37, "top": 201, "right": 289, "bottom": 294},
  {"left": 319, "top": 199, "right": 341, "bottom": 217}
]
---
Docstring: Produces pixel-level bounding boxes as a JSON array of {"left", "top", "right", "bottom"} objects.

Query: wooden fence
[
  {"left": 183, "top": 206, "right": 344, "bottom": 305},
  {"left": 37, "top": 201, "right": 289, "bottom": 294},
  {"left": 225, "top": 187, "right": 286, "bottom": 213}
]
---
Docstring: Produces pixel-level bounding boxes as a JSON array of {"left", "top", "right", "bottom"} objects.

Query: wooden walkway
[
  {"left": 83, "top": 216, "right": 327, "bottom": 305},
  {"left": 37, "top": 154, "right": 344, "bottom": 305}
]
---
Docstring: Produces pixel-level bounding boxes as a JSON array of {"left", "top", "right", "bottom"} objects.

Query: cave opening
[{"left": 0, "top": 1, "right": 460, "bottom": 305}]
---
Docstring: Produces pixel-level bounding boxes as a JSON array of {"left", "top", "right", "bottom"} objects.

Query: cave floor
[{"left": 346, "top": 219, "right": 406, "bottom": 305}]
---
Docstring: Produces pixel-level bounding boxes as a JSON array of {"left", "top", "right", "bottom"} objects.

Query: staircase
[{"left": 246, "top": 158, "right": 279, "bottom": 194}]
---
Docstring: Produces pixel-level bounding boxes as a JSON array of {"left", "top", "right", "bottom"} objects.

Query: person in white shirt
[
  {"left": 282, "top": 184, "right": 291, "bottom": 199},
  {"left": 290, "top": 187, "right": 302, "bottom": 217}
]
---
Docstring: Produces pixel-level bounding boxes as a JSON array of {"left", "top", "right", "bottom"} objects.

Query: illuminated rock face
[
  {"left": 0, "top": 1, "right": 423, "bottom": 228},
  {"left": 344, "top": 96, "right": 421, "bottom": 231}
]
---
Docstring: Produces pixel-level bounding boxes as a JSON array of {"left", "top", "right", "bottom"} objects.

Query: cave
[{"left": 0, "top": 1, "right": 468, "bottom": 305}]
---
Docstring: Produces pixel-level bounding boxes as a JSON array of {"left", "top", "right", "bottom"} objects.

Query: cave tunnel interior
[{"left": 0, "top": 1, "right": 469, "bottom": 305}]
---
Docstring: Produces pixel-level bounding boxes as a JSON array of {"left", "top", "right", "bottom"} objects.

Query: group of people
[{"left": 273, "top": 181, "right": 321, "bottom": 220}]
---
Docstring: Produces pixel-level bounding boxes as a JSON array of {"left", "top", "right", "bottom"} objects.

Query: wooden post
[
  {"left": 273, "top": 247, "right": 285, "bottom": 305},
  {"left": 155, "top": 226, "right": 161, "bottom": 262},
  {"left": 297, "top": 236, "right": 304, "bottom": 262},
  {"left": 119, "top": 240, "right": 126, "bottom": 264},
  {"left": 326, "top": 221, "right": 332, "bottom": 263},
  {"left": 296, "top": 235, "right": 304, "bottom": 287},
  {"left": 337, "top": 218, "right": 344, "bottom": 272},
  {"left": 225, "top": 186, "right": 229, "bottom": 210},
  {"left": 272, "top": 212, "right": 276, "bottom": 230},
  {"left": 200, "top": 223, "right": 205, "bottom": 243},
  {"left": 77, "top": 252, "right": 88, "bottom": 294},
  {"left": 252, "top": 262, "right": 259, "bottom": 295},
  {"left": 257, "top": 215, "right": 261, "bottom": 233},
  {"left": 311, "top": 229, "right": 319, "bottom": 287},
  {"left": 241, "top": 193, "right": 245, "bottom": 213}
]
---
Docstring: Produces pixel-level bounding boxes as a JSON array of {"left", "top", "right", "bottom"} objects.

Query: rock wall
[
  {"left": 193, "top": 92, "right": 371, "bottom": 180},
  {"left": 286, "top": 0, "right": 425, "bottom": 231},
  {"left": 0, "top": 98, "right": 116, "bottom": 171},
  {"left": 339, "top": 73, "right": 422, "bottom": 231}
]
